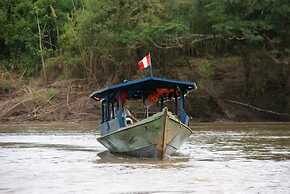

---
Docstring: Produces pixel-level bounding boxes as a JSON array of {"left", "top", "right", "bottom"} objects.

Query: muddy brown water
[{"left": 0, "top": 122, "right": 290, "bottom": 194}]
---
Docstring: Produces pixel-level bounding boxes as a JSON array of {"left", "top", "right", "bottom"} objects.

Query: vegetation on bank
[{"left": 0, "top": 0, "right": 290, "bottom": 121}]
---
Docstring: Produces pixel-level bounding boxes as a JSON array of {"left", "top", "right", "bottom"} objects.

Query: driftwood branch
[
  {"left": 225, "top": 99, "right": 290, "bottom": 120},
  {"left": 0, "top": 97, "right": 33, "bottom": 118},
  {"left": 147, "top": 34, "right": 234, "bottom": 49}
]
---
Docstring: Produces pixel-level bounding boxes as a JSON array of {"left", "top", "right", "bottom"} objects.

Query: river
[{"left": 0, "top": 122, "right": 290, "bottom": 194}]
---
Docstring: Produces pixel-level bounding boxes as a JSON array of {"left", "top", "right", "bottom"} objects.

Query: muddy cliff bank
[{"left": 1, "top": 56, "right": 289, "bottom": 123}]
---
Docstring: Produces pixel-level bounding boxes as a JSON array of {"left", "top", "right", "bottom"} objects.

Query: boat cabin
[{"left": 90, "top": 76, "right": 197, "bottom": 136}]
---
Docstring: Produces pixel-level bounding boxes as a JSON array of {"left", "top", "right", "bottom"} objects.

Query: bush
[
  {"left": 47, "top": 88, "right": 57, "bottom": 100},
  {"left": 0, "top": 80, "right": 13, "bottom": 94}
]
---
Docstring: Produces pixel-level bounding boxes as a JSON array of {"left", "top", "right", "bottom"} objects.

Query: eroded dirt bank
[
  {"left": 1, "top": 55, "right": 290, "bottom": 124},
  {"left": 0, "top": 79, "right": 99, "bottom": 123}
]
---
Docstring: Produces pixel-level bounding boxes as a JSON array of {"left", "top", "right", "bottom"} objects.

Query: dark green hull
[{"left": 97, "top": 108, "right": 193, "bottom": 159}]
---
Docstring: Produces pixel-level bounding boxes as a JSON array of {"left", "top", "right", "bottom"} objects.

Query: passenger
[{"left": 124, "top": 107, "right": 138, "bottom": 123}]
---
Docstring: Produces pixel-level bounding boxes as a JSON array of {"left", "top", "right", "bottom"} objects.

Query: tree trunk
[{"left": 36, "top": 12, "right": 47, "bottom": 82}]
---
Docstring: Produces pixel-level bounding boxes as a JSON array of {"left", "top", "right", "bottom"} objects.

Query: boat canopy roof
[{"left": 90, "top": 76, "right": 197, "bottom": 101}]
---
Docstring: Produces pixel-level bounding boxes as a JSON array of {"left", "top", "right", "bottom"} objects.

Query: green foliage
[
  {"left": 0, "top": 0, "right": 289, "bottom": 81},
  {"left": 198, "top": 61, "right": 214, "bottom": 79},
  {"left": 206, "top": 0, "right": 290, "bottom": 50},
  {"left": 47, "top": 88, "right": 57, "bottom": 100},
  {"left": 0, "top": 80, "right": 13, "bottom": 93},
  {"left": 0, "top": 0, "right": 80, "bottom": 76}
]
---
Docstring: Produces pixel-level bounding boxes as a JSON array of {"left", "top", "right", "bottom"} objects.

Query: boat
[{"left": 90, "top": 76, "right": 197, "bottom": 159}]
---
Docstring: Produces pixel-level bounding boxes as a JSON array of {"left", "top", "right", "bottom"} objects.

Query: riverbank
[
  {"left": 1, "top": 74, "right": 290, "bottom": 123},
  {"left": 1, "top": 53, "right": 290, "bottom": 123},
  {"left": 0, "top": 121, "right": 98, "bottom": 132},
  {"left": 0, "top": 79, "right": 99, "bottom": 123},
  {"left": 1, "top": 121, "right": 289, "bottom": 133}
]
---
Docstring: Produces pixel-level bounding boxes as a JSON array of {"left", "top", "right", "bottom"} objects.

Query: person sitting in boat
[{"left": 124, "top": 107, "right": 138, "bottom": 125}]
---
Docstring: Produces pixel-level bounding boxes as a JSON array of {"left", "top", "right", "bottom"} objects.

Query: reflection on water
[
  {"left": 0, "top": 123, "right": 290, "bottom": 194},
  {"left": 96, "top": 151, "right": 191, "bottom": 169}
]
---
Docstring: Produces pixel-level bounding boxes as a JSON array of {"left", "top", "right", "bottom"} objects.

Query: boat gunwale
[
  {"left": 166, "top": 112, "right": 193, "bottom": 133},
  {"left": 97, "top": 111, "right": 164, "bottom": 140},
  {"left": 97, "top": 109, "right": 192, "bottom": 140}
]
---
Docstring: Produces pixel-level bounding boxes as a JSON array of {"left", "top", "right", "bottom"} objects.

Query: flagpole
[
  {"left": 149, "top": 63, "right": 153, "bottom": 77},
  {"left": 149, "top": 52, "right": 153, "bottom": 77}
]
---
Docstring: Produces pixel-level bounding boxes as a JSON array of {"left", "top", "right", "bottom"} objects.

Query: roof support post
[
  {"left": 106, "top": 98, "right": 110, "bottom": 121},
  {"left": 174, "top": 90, "right": 178, "bottom": 115},
  {"left": 101, "top": 100, "right": 105, "bottom": 123},
  {"left": 181, "top": 91, "right": 185, "bottom": 109},
  {"left": 111, "top": 101, "right": 115, "bottom": 119},
  {"left": 160, "top": 97, "right": 164, "bottom": 111}
]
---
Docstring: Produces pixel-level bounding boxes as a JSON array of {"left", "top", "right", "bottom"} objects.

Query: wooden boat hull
[{"left": 97, "top": 108, "right": 193, "bottom": 159}]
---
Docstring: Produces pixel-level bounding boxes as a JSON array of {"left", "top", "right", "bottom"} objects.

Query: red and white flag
[{"left": 138, "top": 53, "right": 151, "bottom": 70}]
